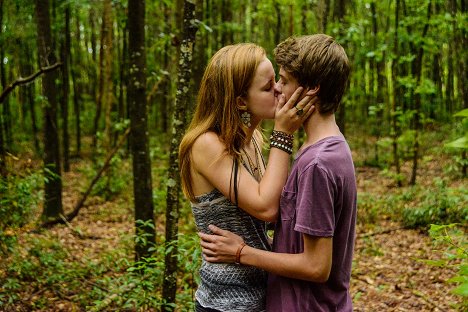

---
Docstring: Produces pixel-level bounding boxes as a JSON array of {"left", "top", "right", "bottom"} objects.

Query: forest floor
[
  {"left": 2, "top": 147, "right": 466, "bottom": 311},
  {"left": 350, "top": 167, "right": 463, "bottom": 312}
]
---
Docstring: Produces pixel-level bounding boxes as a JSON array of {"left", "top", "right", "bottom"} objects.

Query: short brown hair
[{"left": 274, "top": 34, "right": 350, "bottom": 114}]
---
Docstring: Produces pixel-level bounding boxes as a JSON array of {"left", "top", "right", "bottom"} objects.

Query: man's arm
[{"left": 199, "top": 225, "right": 333, "bottom": 283}]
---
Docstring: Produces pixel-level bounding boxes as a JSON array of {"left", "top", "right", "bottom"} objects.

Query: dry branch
[
  {"left": 0, "top": 62, "right": 62, "bottom": 104},
  {"left": 357, "top": 227, "right": 405, "bottom": 238},
  {"left": 41, "top": 127, "right": 131, "bottom": 228}
]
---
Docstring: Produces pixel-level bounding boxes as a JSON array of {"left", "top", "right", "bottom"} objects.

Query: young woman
[{"left": 179, "top": 43, "right": 315, "bottom": 312}]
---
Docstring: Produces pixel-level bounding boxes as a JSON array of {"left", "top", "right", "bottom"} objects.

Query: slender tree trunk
[
  {"left": 316, "top": 0, "right": 329, "bottom": 32},
  {"left": 301, "top": 1, "right": 308, "bottom": 33},
  {"left": 0, "top": 0, "right": 11, "bottom": 150},
  {"left": 89, "top": 7, "right": 98, "bottom": 104},
  {"left": 118, "top": 20, "right": 127, "bottom": 144},
  {"left": 273, "top": 0, "right": 281, "bottom": 45},
  {"left": 0, "top": 110, "right": 4, "bottom": 176},
  {"left": 19, "top": 42, "right": 40, "bottom": 153},
  {"left": 456, "top": 0, "right": 467, "bottom": 109},
  {"left": 102, "top": 0, "right": 114, "bottom": 150},
  {"left": 333, "top": 0, "right": 347, "bottom": 134},
  {"left": 60, "top": 5, "right": 71, "bottom": 172},
  {"left": 157, "top": 1, "right": 172, "bottom": 133},
  {"left": 391, "top": 0, "right": 402, "bottom": 187},
  {"left": 0, "top": 0, "right": 5, "bottom": 175},
  {"left": 410, "top": 1, "right": 431, "bottom": 185},
  {"left": 35, "top": 0, "right": 63, "bottom": 220},
  {"left": 220, "top": 0, "right": 233, "bottom": 45},
  {"left": 93, "top": 1, "right": 113, "bottom": 150},
  {"left": 128, "top": 0, "right": 155, "bottom": 261},
  {"left": 71, "top": 8, "right": 81, "bottom": 156},
  {"left": 162, "top": 0, "right": 198, "bottom": 308}
]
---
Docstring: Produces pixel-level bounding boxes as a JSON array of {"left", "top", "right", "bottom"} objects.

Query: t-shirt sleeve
[{"left": 294, "top": 163, "right": 335, "bottom": 237}]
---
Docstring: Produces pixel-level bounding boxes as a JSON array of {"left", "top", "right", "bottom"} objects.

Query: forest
[{"left": 0, "top": 0, "right": 467, "bottom": 311}]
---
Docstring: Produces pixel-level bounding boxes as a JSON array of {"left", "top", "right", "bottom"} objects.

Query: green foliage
[
  {"left": 82, "top": 152, "right": 131, "bottom": 200},
  {"left": 443, "top": 109, "right": 468, "bottom": 177},
  {"left": 0, "top": 172, "right": 42, "bottom": 255},
  {"left": 445, "top": 109, "right": 468, "bottom": 150},
  {"left": 402, "top": 178, "right": 468, "bottom": 229},
  {"left": 87, "top": 232, "right": 200, "bottom": 311},
  {"left": 357, "top": 193, "right": 382, "bottom": 225},
  {"left": 425, "top": 224, "right": 468, "bottom": 310},
  {"left": 0, "top": 235, "right": 112, "bottom": 310}
]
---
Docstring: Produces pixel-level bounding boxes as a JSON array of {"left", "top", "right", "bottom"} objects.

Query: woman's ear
[
  {"left": 237, "top": 96, "right": 248, "bottom": 110},
  {"left": 306, "top": 86, "right": 319, "bottom": 96}
]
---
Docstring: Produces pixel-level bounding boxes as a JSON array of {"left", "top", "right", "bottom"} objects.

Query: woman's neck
[{"left": 243, "top": 119, "right": 260, "bottom": 147}]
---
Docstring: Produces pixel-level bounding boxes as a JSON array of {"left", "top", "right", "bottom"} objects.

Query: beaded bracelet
[
  {"left": 270, "top": 130, "right": 294, "bottom": 154},
  {"left": 271, "top": 130, "right": 294, "bottom": 140},
  {"left": 270, "top": 140, "right": 293, "bottom": 154}
]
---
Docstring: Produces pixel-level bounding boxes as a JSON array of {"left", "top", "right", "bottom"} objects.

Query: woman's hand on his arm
[{"left": 199, "top": 225, "right": 245, "bottom": 263}]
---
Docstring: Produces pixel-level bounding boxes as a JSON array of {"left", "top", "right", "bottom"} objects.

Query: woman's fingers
[
  {"left": 276, "top": 94, "right": 286, "bottom": 111},
  {"left": 282, "top": 87, "right": 304, "bottom": 110}
]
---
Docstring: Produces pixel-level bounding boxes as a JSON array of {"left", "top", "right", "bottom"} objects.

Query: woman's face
[{"left": 243, "top": 57, "right": 277, "bottom": 122}]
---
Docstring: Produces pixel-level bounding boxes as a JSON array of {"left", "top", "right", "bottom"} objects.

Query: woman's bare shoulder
[{"left": 192, "top": 131, "right": 226, "bottom": 160}]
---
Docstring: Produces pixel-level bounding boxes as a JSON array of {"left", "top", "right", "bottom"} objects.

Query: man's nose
[{"left": 274, "top": 82, "right": 281, "bottom": 95}]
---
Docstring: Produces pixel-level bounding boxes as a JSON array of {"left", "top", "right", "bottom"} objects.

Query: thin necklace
[{"left": 242, "top": 137, "right": 263, "bottom": 180}]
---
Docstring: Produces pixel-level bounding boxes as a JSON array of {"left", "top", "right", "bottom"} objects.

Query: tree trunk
[
  {"left": 93, "top": 1, "right": 114, "bottom": 150},
  {"left": 157, "top": 0, "right": 172, "bottom": 133},
  {"left": 316, "top": 0, "right": 329, "bottom": 32},
  {"left": 102, "top": 0, "right": 114, "bottom": 151},
  {"left": 61, "top": 5, "right": 71, "bottom": 172},
  {"left": 333, "top": 0, "right": 347, "bottom": 134},
  {"left": 0, "top": 0, "right": 5, "bottom": 175},
  {"left": 273, "top": 0, "right": 281, "bottom": 45},
  {"left": 117, "top": 19, "right": 127, "bottom": 145},
  {"left": 162, "top": 0, "right": 198, "bottom": 309},
  {"left": 35, "top": 0, "right": 63, "bottom": 220},
  {"left": 71, "top": 7, "right": 82, "bottom": 156},
  {"left": 410, "top": 1, "right": 431, "bottom": 185},
  {"left": 89, "top": 7, "right": 98, "bottom": 104},
  {"left": 0, "top": 0, "right": 11, "bottom": 150},
  {"left": 128, "top": 0, "right": 155, "bottom": 261},
  {"left": 391, "top": 0, "right": 402, "bottom": 187},
  {"left": 221, "top": 0, "right": 233, "bottom": 45}
]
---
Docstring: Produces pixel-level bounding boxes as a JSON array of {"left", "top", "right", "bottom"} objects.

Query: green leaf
[
  {"left": 420, "top": 259, "right": 446, "bottom": 267},
  {"left": 454, "top": 109, "right": 468, "bottom": 118},
  {"left": 452, "top": 283, "right": 468, "bottom": 297},
  {"left": 445, "top": 136, "right": 468, "bottom": 149}
]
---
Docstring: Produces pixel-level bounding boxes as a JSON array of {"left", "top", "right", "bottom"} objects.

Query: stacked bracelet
[
  {"left": 270, "top": 130, "right": 294, "bottom": 154},
  {"left": 235, "top": 242, "right": 247, "bottom": 264}
]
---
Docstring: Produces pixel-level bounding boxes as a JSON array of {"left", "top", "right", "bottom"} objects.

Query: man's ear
[
  {"left": 237, "top": 96, "right": 248, "bottom": 110},
  {"left": 306, "top": 86, "right": 319, "bottom": 96}
]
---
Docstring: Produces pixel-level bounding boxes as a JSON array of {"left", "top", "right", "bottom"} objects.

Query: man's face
[{"left": 275, "top": 67, "right": 300, "bottom": 102}]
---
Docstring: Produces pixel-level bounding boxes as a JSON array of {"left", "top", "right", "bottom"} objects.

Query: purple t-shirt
[{"left": 266, "top": 136, "right": 357, "bottom": 312}]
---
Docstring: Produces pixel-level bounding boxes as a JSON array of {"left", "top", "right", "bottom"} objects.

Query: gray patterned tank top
[{"left": 192, "top": 188, "right": 270, "bottom": 312}]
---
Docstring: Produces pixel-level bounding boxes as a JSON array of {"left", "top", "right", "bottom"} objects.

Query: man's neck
[{"left": 302, "top": 111, "right": 342, "bottom": 147}]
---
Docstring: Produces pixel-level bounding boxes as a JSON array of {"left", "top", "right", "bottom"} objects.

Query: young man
[{"left": 199, "top": 34, "right": 357, "bottom": 312}]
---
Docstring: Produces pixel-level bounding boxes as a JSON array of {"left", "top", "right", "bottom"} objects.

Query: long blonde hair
[{"left": 179, "top": 43, "right": 266, "bottom": 201}]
